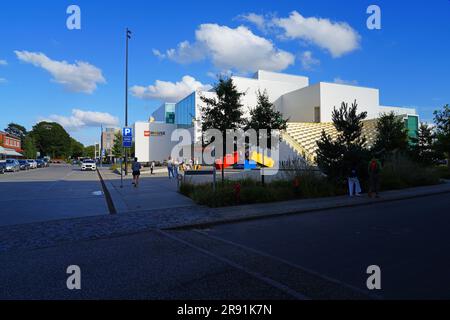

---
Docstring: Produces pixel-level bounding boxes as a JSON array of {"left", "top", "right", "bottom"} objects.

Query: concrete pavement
[
  {"left": 0, "top": 164, "right": 109, "bottom": 226},
  {"left": 1, "top": 193, "right": 449, "bottom": 299}
]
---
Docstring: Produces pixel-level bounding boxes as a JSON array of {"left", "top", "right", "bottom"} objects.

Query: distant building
[
  {"left": 0, "top": 131, "right": 23, "bottom": 159},
  {"left": 101, "top": 127, "right": 120, "bottom": 160}
]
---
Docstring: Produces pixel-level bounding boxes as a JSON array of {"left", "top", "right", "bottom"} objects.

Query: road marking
[
  {"left": 195, "top": 230, "right": 381, "bottom": 300},
  {"left": 157, "top": 229, "right": 310, "bottom": 300}
]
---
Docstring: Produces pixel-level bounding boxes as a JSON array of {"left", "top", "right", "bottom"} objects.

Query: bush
[
  {"left": 380, "top": 155, "right": 441, "bottom": 190},
  {"left": 180, "top": 172, "right": 342, "bottom": 208},
  {"left": 436, "top": 166, "right": 450, "bottom": 180}
]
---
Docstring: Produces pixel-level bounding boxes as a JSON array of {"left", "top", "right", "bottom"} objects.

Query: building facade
[
  {"left": 134, "top": 70, "right": 419, "bottom": 165},
  {"left": 101, "top": 128, "right": 120, "bottom": 160},
  {"left": 152, "top": 103, "right": 176, "bottom": 124}
]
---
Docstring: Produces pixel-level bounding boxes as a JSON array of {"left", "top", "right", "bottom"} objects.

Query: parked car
[
  {"left": 0, "top": 161, "right": 6, "bottom": 174},
  {"left": 42, "top": 159, "right": 50, "bottom": 167},
  {"left": 81, "top": 159, "right": 97, "bottom": 171},
  {"left": 18, "top": 160, "right": 31, "bottom": 170},
  {"left": 36, "top": 159, "right": 46, "bottom": 168},
  {"left": 5, "top": 159, "right": 20, "bottom": 172},
  {"left": 27, "top": 159, "right": 38, "bottom": 169}
]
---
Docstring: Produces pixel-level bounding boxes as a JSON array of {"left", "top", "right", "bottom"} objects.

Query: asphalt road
[
  {"left": 1, "top": 193, "right": 449, "bottom": 299},
  {"left": 0, "top": 164, "right": 109, "bottom": 226}
]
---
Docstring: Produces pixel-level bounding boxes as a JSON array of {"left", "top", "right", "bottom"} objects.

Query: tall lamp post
[{"left": 124, "top": 27, "right": 132, "bottom": 175}]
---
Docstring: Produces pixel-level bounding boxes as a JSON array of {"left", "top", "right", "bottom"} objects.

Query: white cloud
[
  {"left": 14, "top": 51, "right": 106, "bottom": 94},
  {"left": 273, "top": 11, "right": 361, "bottom": 58},
  {"left": 152, "top": 49, "right": 166, "bottom": 59},
  {"left": 238, "top": 13, "right": 267, "bottom": 32},
  {"left": 334, "top": 77, "right": 359, "bottom": 86},
  {"left": 160, "top": 24, "right": 295, "bottom": 73},
  {"left": 300, "top": 51, "right": 320, "bottom": 70},
  {"left": 0, "top": 78, "right": 7, "bottom": 83},
  {"left": 131, "top": 75, "right": 212, "bottom": 102},
  {"left": 43, "top": 109, "right": 119, "bottom": 130},
  {"left": 0, "top": 60, "right": 7, "bottom": 66}
]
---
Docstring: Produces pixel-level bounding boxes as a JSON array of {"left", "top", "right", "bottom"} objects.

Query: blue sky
[{"left": 0, "top": 0, "right": 449, "bottom": 145}]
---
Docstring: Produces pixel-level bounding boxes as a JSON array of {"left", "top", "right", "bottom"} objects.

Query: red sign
[{"left": 144, "top": 131, "right": 150, "bottom": 137}]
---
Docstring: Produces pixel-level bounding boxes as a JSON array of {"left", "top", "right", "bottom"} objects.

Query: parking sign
[{"left": 123, "top": 127, "right": 133, "bottom": 148}]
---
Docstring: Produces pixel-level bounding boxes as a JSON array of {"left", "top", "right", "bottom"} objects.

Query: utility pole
[{"left": 124, "top": 27, "right": 132, "bottom": 176}]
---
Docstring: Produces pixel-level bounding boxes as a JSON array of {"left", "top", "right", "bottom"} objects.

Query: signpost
[{"left": 123, "top": 127, "right": 132, "bottom": 175}]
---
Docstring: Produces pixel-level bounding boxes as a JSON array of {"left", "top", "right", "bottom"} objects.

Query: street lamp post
[{"left": 124, "top": 27, "right": 132, "bottom": 176}]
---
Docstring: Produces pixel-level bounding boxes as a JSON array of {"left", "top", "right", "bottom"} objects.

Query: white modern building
[{"left": 134, "top": 70, "right": 418, "bottom": 164}]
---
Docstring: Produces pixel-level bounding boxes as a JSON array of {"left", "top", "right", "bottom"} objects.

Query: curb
[
  {"left": 97, "top": 168, "right": 129, "bottom": 214},
  {"left": 96, "top": 169, "right": 117, "bottom": 215},
  {"left": 164, "top": 184, "right": 450, "bottom": 230}
]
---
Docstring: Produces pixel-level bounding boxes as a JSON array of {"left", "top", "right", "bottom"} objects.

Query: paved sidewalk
[{"left": 98, "top": 167, "right": 194, "bottom": 213}]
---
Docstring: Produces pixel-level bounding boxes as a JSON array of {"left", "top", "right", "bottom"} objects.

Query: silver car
[{"left": 5, "top": 159, "right": 20, "bottom": 172}]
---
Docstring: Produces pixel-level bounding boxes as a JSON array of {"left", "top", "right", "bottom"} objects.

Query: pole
[
  {"left": 124, "top": 28, "right": 131, "bottom": 176},
  {"left": 100, "top": 125, "right": 103, "bottom": 168}
]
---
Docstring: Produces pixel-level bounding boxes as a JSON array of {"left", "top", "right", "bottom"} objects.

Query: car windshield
[
  {"left": 27, "top": 160, "right": 34, "bottom": 162},
  {"left": 84, "top": 160, "right": 95, "bottom": 164},
  {"left": 6, "top": 160, "right": 14, "bottom": 163}
]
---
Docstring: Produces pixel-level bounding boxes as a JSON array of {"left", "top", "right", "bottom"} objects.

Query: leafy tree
[
  {"left": 373, "top": 112, "right": 409, "bottom": 157},
  {"left": 434, "top": 104, "right": 450, "bottom": 168},
  {"left": 409, "top": 123, "right": 441, "bottom": 166},
  {"left": 84, "top": 145, "right": 96, "bottom": 159},
  {"left": 22, "top": 135, "right": 38, "bottom": 159},
  {"left": 70, "top": 138, "right": 84, "bottom": 159},
  {"left": 29, "top": 122, "right": 72, "bottom": 158},
  {"left": 246, "top": 90, "right": 288, "bottom": 184},
  {"left": 5, "top": 123, "right": 27, "bottom": 144},
  {"left": 316, "top": 101, "right": 369, "bottom": 182},
  {"left": 201, "top": 77, "right": 245, "bottom": 182},
  {"left": 112, "top": 131, "right": 123, "bottom": 159}
]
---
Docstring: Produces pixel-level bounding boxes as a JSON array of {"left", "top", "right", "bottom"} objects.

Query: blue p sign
[
  {"left": 123, "top": 127, "right": 132, "bottom": 137},
  {"left": 123, "top": 127, "right": 133, "bottom": 148}
]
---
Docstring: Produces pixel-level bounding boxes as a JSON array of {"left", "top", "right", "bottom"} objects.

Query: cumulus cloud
[
  {"left": 152, "top": 49, "right": 166, "bottom": 59},
  {"left": 273, "top": 11, "right": 361, "bottom": 58},
  {"left": 159, "top": 24, "right": 295, "bottom": 73},
  {"left": 15, "top": 51, "right": 106, "bottom": 94},
  {"left": 130, "top": 75, "right": 212, "bottom": 102},
  {"left": 300, "top": 51, "right": 320, "bottom": 70},
  {"left": 334, "top": 77, "right": 359, "bottom": 86},
  {"left": 0, "top": 60, "right": 7, "bottom": 66},
  {"left": 43, "top": 109, "right": 119, "bottom": 130}
]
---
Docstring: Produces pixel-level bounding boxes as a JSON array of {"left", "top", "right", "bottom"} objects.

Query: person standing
[
  {"left": 167, "top": 156, "right": 174, "bottom": 179},
  {"left": 150, "top": 161, "right": 155, "bottom": 175},
  {"left": 132, "top": 157, "right": 142, "bottom": 188},
  {"left": 173, "top": 158, "right": 179, "bottom": 179},
  {"left": 348, "top": 163, "right": 362, "bottom": 197},
  {"left": 368, "top": 157, "right": 382, "bottom": 198}
]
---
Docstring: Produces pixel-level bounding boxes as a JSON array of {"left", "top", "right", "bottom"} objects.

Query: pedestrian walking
[
  {"left": 167, "top": 156, "right": 174, "bottom": 179},
  {"left": 132, "top": 157, "right": 142, "bottom": 188},
  {"left": 368, "top": 157, "right": 382, "bottom": 198},
  {"left": 348, "top": 163, "right": 362, "bottom": 197}
]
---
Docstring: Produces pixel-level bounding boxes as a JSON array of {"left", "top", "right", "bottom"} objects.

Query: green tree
[
  {"left": 316, "top": 101, "right": 369, "bottom": 182},
  {"left": 434, "top": 104, "right": 450, "bottom": 168},
  {"left": 245, "top": 90, "right": 288, "bottom": 185},
  {"left": 22, "top": 135, "right": 37, "bottom": 159},
  {"left": 84, "top": 145, "right": 96, "bottom": 159},
  {"left": 112, "top": 131, "right": 123, "bottom": 159},
  {"left": 409, "top": 123, "right": 441, "bottom": 166},
  {"left": 201, "top": 77, "right": 245, "bottom": 182},
  {"left": 373, "top": 112, "right": 409, "bottom": 157},
  {"left": 29, "top": 122, "right": 72, "bottom": 159},
  {"left": 5, "top": 123, "right": 27, "bottom": 144},
  {"left": 70, "top": 138, "right": 84, "bottom": 159}
]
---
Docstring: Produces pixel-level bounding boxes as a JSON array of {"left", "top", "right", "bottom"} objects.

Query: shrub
[
  {"left": 380, "top": 155, "right": 440, "bottom": 190},
  {"left": 180, "top": 171, "right": 342, "bottom": 208}
]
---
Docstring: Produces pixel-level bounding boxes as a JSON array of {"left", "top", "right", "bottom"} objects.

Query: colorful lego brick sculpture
[{"left": 249, "top": 151, "right": 275, "bottom": 168}]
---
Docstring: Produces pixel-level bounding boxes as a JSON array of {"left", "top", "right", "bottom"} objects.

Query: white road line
[
  {"left": 195, "top": 230, "right": 382, "bottom": 300},
  {"left": 157, "top": 229, "right": 310, "bottom": 300}
]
